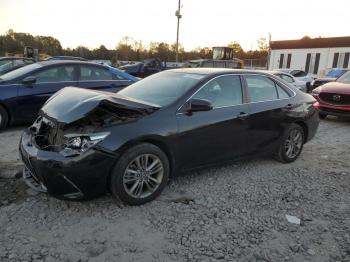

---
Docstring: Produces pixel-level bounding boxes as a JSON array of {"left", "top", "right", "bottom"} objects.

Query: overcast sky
[{"left": 0, "top": 0, "right": 349, "bottom": 51}]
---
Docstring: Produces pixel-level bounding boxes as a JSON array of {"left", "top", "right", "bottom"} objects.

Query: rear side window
[
  {"left": 245, "top": 75, "right": 290, "bottom": 102},
  {"left": 80, "top": 66, "right": 113, "bottom": 81},
  {"left": 193, "top": 75, "right": 243, "bottom": 108},
  {"left": 34, "top": 66, "right": 75, "bottom": 83}
]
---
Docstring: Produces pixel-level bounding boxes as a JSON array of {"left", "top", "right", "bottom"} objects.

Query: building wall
[{"left": 269, "top": 47, "right": 350, "bottom": 76}]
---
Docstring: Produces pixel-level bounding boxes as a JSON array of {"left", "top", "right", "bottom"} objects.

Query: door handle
[
  {"left": 284, "top": 104, "right": 293, "bottom": 110},
  {"left": 237, "top": 112, "right": 250, "bottom": 120}
]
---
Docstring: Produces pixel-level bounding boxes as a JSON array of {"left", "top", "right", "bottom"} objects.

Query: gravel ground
[{"left": 0, "top": 117, "right": 349, "bottom": 262}]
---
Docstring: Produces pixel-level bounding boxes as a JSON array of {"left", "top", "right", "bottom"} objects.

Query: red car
[{"left": 312, "top": 71, "right": 350, "bottom": 119}]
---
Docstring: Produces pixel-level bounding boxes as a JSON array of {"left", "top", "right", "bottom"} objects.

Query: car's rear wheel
[
  {"left": 110, "top": 143, "right": 169, "bottom": 205},
  {"left": 275, "top": 124, "right": 304, "bottom": 163},
  {"left": 0, "top": 105, "right": 9, "bottom": 130},
  {"left": 319, "top": 113, "right": 327, "bottom": 119}
]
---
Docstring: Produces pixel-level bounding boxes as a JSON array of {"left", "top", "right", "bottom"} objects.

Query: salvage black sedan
[{"left": 20, "top": 69, "right": 319, "bottom": 205}]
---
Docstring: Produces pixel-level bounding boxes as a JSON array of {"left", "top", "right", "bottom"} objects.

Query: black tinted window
[
  {"left": 193, "top": 75, "right": 242, "bottom": 108},
  {"left": 34, "top": 66, "right": 75, "bottom": 83},
  {"left": 246, "top": 75, "right": 278, "bottom": 102},
  {"left": 80, "top": 66, "right": 113, "bottom": 80}
]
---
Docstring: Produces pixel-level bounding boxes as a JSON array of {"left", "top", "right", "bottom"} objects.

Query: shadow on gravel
[{"left": 0, "top": 177, "right": 28, "bottom": 206}]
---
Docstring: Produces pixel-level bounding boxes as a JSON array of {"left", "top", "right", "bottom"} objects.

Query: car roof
[
  {"left": 269, "top": 70, "right": 292, "bottom": 75},
  {"left": 0, "top": 57, "right": 31, "bottom": 61},
  {"left": 167, "top": 68, "right": 277, "bottom": 77},
  {"left": 36, "top": 60, "right": 106, "bottom": 67}
]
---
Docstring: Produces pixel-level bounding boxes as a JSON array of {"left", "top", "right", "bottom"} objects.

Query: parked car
[
  {"left": 0, "top": 57, "right": 35, "bottom": 76},
  {"left": 0, "top": 60, "right": 138, "bottom": 129},
  {"left": 277, "top": 69, "right": 313, "bottom": 90},
  {"left": 312, "top": 71, "right": 350, "bottom": 119},
  {"left": 271, "top": 71, "right": 307, "bottom": 92},
  {"left": 119, "top": 58, "right": 168, "bottom": 78},
  {"left": 20, "top": 69, "right": 319, "bottom": 205},
  {"left": 310, "top": 68, "right": 348, "bottom": 89},
  {"left": 45, "top": 56, "right": 88, "bottom": 61}
]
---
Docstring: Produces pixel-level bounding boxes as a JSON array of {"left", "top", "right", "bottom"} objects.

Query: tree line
[{"left": 0, "top": 30, "right": 268, "bottom": 64}]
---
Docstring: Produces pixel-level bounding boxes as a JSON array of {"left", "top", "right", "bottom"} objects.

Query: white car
[
  {"left": 271, "top": 71, "right": 307, "bottom": 92},
  {"left": 278, "top": 69, "right": 314, "bottom": 91}
]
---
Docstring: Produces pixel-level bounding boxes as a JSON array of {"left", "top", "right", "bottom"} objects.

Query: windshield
[
  {"left": 326, "top": 69, "right": 347, "bottom": 78},
  {"left": 336, "top": 71, "right": 350, "bottom": 83},
  {"left": 118, "top": 71, "right": 205, "bottom": 107},
  {"left": 0, "top": 63, "right": 42, "bottom": 81}
]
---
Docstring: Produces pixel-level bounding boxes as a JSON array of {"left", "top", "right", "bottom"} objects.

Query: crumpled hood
[
  {"left": 319, "top": 82, "right": 350, "bottom": 95},
  {"left": 40, "top": 87, "right": 159, "bottom": 124}
]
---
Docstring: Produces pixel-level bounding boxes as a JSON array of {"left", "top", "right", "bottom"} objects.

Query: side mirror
[
  {"left": 185, "top": 98, "right": 213, "bottom": 113},
  {"left": 22, "top": 76, "right": 36, "bottom": 85}
]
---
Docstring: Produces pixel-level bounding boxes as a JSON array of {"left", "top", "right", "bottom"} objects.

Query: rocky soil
[{"left": 0, "top": 117, "right": 349, "bottom": 262}]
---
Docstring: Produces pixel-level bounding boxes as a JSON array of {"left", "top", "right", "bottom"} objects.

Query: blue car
[{"left": 0, "top": 60, "right": 138, "bottom": 129}]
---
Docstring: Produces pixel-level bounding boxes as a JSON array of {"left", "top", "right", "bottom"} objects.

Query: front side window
[
  {"left": 34, "top": 66, "right": 75, "bottom": 83},
  {"left": 246, "top": 75, "right": 290, "bottom": 102},
  {"left": 193, "top": 75, "right": 242, "bottom": 108},
  {"left": 80, "top": 66, "right": 113, "bottom": 81}
]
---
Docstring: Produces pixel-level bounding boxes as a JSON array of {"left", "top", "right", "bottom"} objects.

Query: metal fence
[{"left": 243, "top": 58, "right": 268, "bottom": 70}]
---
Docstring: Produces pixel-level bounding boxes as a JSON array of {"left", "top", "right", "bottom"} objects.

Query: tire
[
  {"left": 275, "top": 124, "right": 304, "bottom": 163},
  {"left": 319, "top": 113, "right": 327, "bottom": 119},
  {"left": 0, "top": 105, "right": 9, "bottom": 130},
  {"left": 110, "top": 143, "right": 170, "bottom": 205}
]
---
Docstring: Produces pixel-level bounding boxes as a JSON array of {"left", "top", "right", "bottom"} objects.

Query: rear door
[
  {"left": 16, "top": 64, "right": 78, "bottom": 122},
  {"left": 243, "top": 74, "right": 293, "bottom": 154},
  {"left": 176, "top": 74, "right": 251, "bottom": 169},
  {"left": 77, "top": 65, "right": 129, "bottom": 92}
]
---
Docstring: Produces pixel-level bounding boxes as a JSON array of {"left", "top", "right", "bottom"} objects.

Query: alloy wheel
[
  {"left": 285, "top": 129, "right": 303, "bottom": 159},
  {"left": 123, "top": 154, "right": 164, "bottom": 199}
]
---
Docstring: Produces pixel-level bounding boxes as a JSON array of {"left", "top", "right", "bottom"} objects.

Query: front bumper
[{"left": 19, "top": 129, "right": 118, "bottom": 200}]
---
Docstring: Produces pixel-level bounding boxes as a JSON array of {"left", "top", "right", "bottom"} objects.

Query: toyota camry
[{"left": 20, "top": 69, "right": 320, "bottom": 205}]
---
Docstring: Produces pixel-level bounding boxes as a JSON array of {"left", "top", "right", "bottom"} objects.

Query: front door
[{"left": 176, "top": 75, "right": 251, "bottom": 170}]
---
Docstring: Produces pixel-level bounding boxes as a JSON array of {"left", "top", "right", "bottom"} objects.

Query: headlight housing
[{"left": 60, "top": 132, "right": 110, "bottom": 157}]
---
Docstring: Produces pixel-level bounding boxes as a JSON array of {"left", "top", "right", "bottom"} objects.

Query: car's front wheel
[
  {"left": 0, "top": 105, "right": 9, "bottom": 131},
  {"left": 275, "top": 124, "right": 304, "bottom": 163},
  {"left": 110, "top": 143, "right": 169, "bottom": 205}
]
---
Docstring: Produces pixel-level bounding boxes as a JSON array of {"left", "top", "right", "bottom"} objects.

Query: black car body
[
  {"left": 119, "top": 58, "right": 165, "bottom": 78},
  {"left": 0, "top": 57, "right": 35, "bottom": 76},
  {"left": 20, "top": 69, "right": 319, "bottom": 204},
  {"left": 0, "top": 60, "right": 137, "bottom": 129}
]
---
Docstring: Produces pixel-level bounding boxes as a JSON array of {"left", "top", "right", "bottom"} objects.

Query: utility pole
[
  {"left": 175, "top": 0, "right": 182, "bottom": 63},
  {"left": 267, "top": 32, "right": 271, "bottom": 70}
]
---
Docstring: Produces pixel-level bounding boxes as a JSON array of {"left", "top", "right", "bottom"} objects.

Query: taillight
[{"left": 312, "top": 101, "right": 320, "bottom": 110}]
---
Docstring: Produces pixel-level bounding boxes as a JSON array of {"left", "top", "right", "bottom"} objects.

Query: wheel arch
[
  {"left": 0, "top": 102, "right": 11, "bottom": 126},
  {"left": 106, "top": 135, "right": 175, "bottom": 190},
  {"left": 294, "top": 121, "right": 308, "bottom": 143}
]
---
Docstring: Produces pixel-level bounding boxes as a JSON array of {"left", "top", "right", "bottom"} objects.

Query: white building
[{"left": 268, "top": 36, "right": 350, "bottom": 76}]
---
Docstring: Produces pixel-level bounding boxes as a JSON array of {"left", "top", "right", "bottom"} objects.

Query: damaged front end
[{"left": 20, "top": 87, "right": 159, "bottom": 199}]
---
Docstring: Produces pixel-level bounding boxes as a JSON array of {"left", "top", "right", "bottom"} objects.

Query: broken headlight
[{"left": 60, "top": 132, "right": 110, "bottom": 157}]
